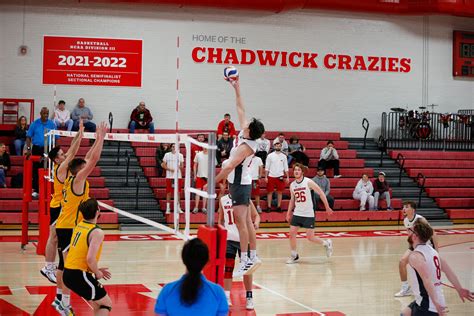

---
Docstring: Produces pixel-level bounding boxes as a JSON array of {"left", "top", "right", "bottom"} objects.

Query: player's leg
[
  {"left": 306, "top": 227, "right": 333, "bottom": 258},
  {"left": 224, "top": 241, "right": 239, "bottom": 306},
  {"left": 193, "top": 189, "right": 201, "bottom": 213},
  {"left": 232, "top": 204, "right": 251, "bottom": 276},
  {"left": 243, "top": 274, "right": 254, "bottom": 310},
  {"left": 266, "top": 180, "right": 273, "bottom": 212},
  {"left": 245, "top": 204, "right": 259, "bottom": 272},
  {"left": 287, "top": 225, "right": 300, "bottom": 263},
  {"left": 91, "top": 295, "right": 112, "bottom": 316},
  {"left": 41, "top": 224, "right": 58, "bottom": 283},
  {"left": 400, "top": 306, "right": 412, "bottom": 316},
  {"left": 395, "top": 249, "right": 413, "bottom": 297}
]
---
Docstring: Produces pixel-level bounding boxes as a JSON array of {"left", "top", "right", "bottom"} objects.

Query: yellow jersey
[
  {"left": 56, "top": 175, "right": 90, "bottom": 229},
  {"left": 65, "top": 220, "right": 103, "bottom": 272},
  {"left": 50, "top": 164, "right": 66, "bottom": 208}
]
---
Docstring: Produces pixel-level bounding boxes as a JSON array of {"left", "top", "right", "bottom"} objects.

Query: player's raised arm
[
  {"left": 308, "top": 179, "right": 333, "bottom": 215},
  {"left": 229, "top": 79, "right": 249, "bottom": 130},
  {"left": 57, "top": 120, "right": 84, "bottom": 180}
]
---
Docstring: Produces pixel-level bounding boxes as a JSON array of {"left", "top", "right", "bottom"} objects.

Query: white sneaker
[
  {"left": 165, "top": 209, "right": 170, "bottom": 215},
  {"left": 192, "top": 207, "right": 199, "bottom": 214},
  {"left": 246, "top": 297, "right": 254, "bottom": 310},
  {"left": 178, "top": 208, "right": 184, "bottom": 214},
  {"left": 40, "top": 266, "right": 57, "bottom": 283},
  {"left": 51, "top": 297, "right": 61, "bottom": 309},
  {"left": 55, "top": 301, "right": 74, "bottom": 316},
  {"left": 286, "top": 254, "right": 299, "bottom": 264},
  {"left": 32, "top": 192, "right": 39, "bottom": 198},
  {"left": 359, "top": 206, "right": 366, "bottom": 211},
  {"left": 394, "top": 286, "right": 413, "bottom": 297},
  {"left": 202, "top": 208, "right": 207, "bottom": 214},
  {"left": 244, "top": 256, "right": 262, "bottom": 275},
  {"left": 325, "top": 239, "right": 333, "bottom": 258},
  {"left": 233, "top": 259, "right": 249, "bottom": 278},
  {"left": 334, "top": 175, "right": 342, "bottom": 178}
]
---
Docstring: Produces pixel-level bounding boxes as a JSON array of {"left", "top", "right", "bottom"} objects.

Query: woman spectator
[
  {"left": 288, "top": 136, "right": 309, "bottom": 166},
  {"left": 155, "top": 238, "right": 228, "bottom": 316},
  {"left": 0, "top": 143, "right": 11, "bottom": 188},
  {"left": 155, "top": 143, "right": 170, "bottom": 177},
  {"left": 14, "top": 116, "right": 28, "bottom": 156},
  {"left": 352, "top": 174, "right": 375, "bottom": 211}
]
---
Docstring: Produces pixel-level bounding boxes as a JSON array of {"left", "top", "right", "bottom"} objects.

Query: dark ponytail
[{"left": 180, "top": 238, "right": 209, "bottom": 305}]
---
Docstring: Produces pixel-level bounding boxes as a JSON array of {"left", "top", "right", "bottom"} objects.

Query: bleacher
[{"left": 389, "top": 150, "right": 474, "bottom": 224}]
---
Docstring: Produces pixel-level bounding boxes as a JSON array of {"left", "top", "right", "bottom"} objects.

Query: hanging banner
[{"left": 43, "top": 36, "right": 142, "bottom": 87}]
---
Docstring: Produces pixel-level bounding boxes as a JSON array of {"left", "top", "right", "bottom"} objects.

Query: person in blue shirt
[
  {"left": 25, "top": 107, "right": 57, "bottom": 196},
  {"left": 155, "top": 238, "right": 229, "bottom": 316}
]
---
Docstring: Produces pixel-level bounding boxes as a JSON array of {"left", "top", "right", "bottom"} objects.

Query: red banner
[{"left": 43, "top": 36, "right": 142, "bottom": 87}]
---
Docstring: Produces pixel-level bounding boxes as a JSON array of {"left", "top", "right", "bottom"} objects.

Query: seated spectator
[
  {"left": 155, "top": 143, "right": 170, "bottom": 177},
  {"left": 255, "top": 132, "right": 271, "bottom": 164},
  {"left": 318, "top": 140, "right": 341, "bottom": 178},
  {"left": 193, "top": 147, "right": 217, "bottom": 214},
  {"left": 129, "top": 101, "right": 154, "bottom": 134},
  {"left": 288, "top": 136, "right": 309, "bottom": 166},
  {"left": 13, "top": 116, "right": 28, "bottom": 156},
  {"left": 155, "top": 238, "right": 228, "bottom": 316},
  {"left": 311, "top": 167, "right": 335, "bottom": 210},
  {"left": 265, "top": 142, "right": 289, "bottom": 212},
  {"left": 71, "top": 98, "right": 96, "bottom": 132},
  {"left": 373, "top": 171, "right": 393, "bottom": 210},
  {"left": 53, "top": 100, "right": 73, "bottom": 131},
  {"left": 250, "top": 155, "right": 264, "bottom": 213},
  {"left": 161, "top": 143, "right": 184, "bottom": 214},
  {"left": 217, "top": 113, "right": 236, "bottom": 140},
  {"left": 273, "top": 133, "right": 289, "bottom": 155},
  {"left": 0, "top": 143, "right": 11, "bottom": 188},
  {"left": 216, "top": 131, "right": 233, "bottom": 165},
  {"left": 352, "top": 174, "right": 375, "bottom": 211}
]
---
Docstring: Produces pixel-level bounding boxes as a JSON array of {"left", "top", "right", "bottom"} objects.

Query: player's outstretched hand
[
  {"left": 78, "top": 119, "right": 85, "bottom": 134},
  {"left": 96, "top": 122, "right": 108, "bottom": 140},
  {"left": 457, "top": 288, "right": 474, "bottom": 302},
  {"left": 229, "top": 77, "right": 240, "bottom": 90},
  {"left": 97, "top": 267, "right": 111, "bottom": 280}
]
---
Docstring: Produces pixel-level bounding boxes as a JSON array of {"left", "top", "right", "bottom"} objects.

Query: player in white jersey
[
  {"left": 401, "top": 219, "right": 473, "bottom": 316},
  {"left": 218, "top": 193, "right": 260, "bottom": 310},
  {"left": 396, "top": 201, "right": 439, "bottom": 297},
  {"left": 286, "top": 163, "right": 334, "bottom": 264},
  {"left": 214, "top": 77, "right": 265, "bottom": 277}
]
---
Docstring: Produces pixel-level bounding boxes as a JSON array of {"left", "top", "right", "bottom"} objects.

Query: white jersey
[
  {"left": 163, "top": 152, "right": 184, "bottom": 179},
  {"left": 221, "top": 194, "right": 240, "bottom": 242},
  {"left": 404, "top": 214, "right": 426, "bottom": 229},
  {"left": 227, "top": 130, "right": 258, "bottom": 185},
  {"left": 194, "top": 151, "right": 217, "bottom": 178},
  {"left": 408, "top": 244, "right": 445, "bottom": 313},
  {"left": 249, "top": 156, "right": 263, "bottom": 180},
  {"left": 290, "top": 177, "right": 314, "bottom": 218}
]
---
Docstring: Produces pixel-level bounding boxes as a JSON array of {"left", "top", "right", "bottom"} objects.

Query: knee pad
[
  {"left": 224, "top": 258, "right": 235, "bottom": 279},
  {"left": 99, "top": 305, "right": 112, "bottom": 311}
]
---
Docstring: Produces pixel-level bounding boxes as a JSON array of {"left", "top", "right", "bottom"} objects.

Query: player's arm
[
  {"left": 57, "top": 120, "right": 84, "bottom": 181},
  {"left": 440, "top": 257, "right": 474, "bottom": 302},
  {"left": 249, "top": 200, "right": 260, "bottom": 229},
  {"left": 286, "top": 187, "right": 295, "bottom": 224},
  {"left": 193, "top": 159, "right": 198, "bottom": 180},
  {"left": 87, "top": 229, "right": 111, "bottom": 280},
  {"left": 408, "top": 252, "right": 447, "bottom": 315},
  {"left": 308, "top": 179, "right": 333, "bottom": 215},
  {"left": 215, "top": 144, "right": 253, "bottom": 183},
  {"left": 229, "top": 79, "right": 249, "bottom": 130}
]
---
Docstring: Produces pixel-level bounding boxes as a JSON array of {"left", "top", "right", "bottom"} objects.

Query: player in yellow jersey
[
  {"left": 64, "top": 198, "right": 112, "bottom": 315},
  {"left": 40, "top": 120, "right": 84, "bottom": 284},
  {"left": 54, "top": 122, "right": 107, "bottom": 315}
]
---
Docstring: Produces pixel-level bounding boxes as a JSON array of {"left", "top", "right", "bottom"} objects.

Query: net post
[
  {"left": 206, "top": 132, "right": 217, "bottom": 227},
  {"left": 173, "top": 135, "right": 180, "bottom": 232},
  {"left": 37, "top": 168, "right": 49, "bottom": 255},
  {"left": 184, "top": 139, "right": 191, "bottom": 237},
  {"left": 21, "top": 156, "right": 33, "bottom": 249}
]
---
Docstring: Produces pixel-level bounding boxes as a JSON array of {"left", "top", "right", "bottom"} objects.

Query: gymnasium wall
[{"left": 0, "top": 0, "right": 473, "bottom": 138}]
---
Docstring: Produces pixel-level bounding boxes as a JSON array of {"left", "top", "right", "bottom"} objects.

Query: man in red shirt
[
  {"left": 129, "top": 101, "right": 154, "bottom": 133},
  {"left": 217, "top": 113, "right": 236, "bottom": 140}
]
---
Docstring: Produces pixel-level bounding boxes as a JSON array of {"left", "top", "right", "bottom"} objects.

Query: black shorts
[
  {"left": 408, "top": 301, "right": 438, "bottom": 316},
  {"left": 63, "top": 268, "right": 107, "bottom": 301},
  {"left": 290, "top": 215, "right": 315, "bottom": 229},
  {"left": 56, "top": 228, "right": 73, "bottom": 270},
  {"left": 226, "top": 240, "right": 241, "bottom": 258},
  {"left": 229, "top": 183, "right": 251, "bottom": 206},
  {"left": 50, "top": 206, "right": 61, "bottom": 225}
]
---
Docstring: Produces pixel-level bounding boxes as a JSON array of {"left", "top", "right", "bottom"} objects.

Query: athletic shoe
[
  {"left": 55, "top": 301, "right": 74, "bottom": 316},
  {"left": 178, "top": 208, "right": 184, "bottom": 214},
  {"left": 51, "top": 298, "right": 61, "bottom": 310},
  {"left": 31, "top": 192, "right": 39, "bottom": 198},
  {"left": 334, "top": 175, "right": 342, "bottom": 178},
  {"left": 244, "top": 256, "right": 262, "bottom": 275},
  {"left": 246, "top": 297, "right": 254, "bottom": 310},
  {"left": 192, "top": 207, "right": 199, "bottom": 214},
  {"left": 165, "top": 209, "right": 171, "bottom": 215},
  {"left": 394, "top": 286, "right": 413, "bottom": 297},
  {"left": 256, "top": 206, "right": 262, "bottom": 214},
  {"left": 325, "top": 239, "right": 333, "bottom": 258},
  {"left": 286, "top": 254, "right": 299, "bottom": 264},
  {"left": 233, "top": 259, "right": 249, "bottom": 278},
  {"left": 359, "top": 206, "right": 366, "bottom": 211},
  {"left": 40, "top": 266, "right": 57, "bottom": 284},
  {"left": 202, "top": 208, "right": 207, "bottom": 214}
]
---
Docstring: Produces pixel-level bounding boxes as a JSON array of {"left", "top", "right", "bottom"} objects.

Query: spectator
[
  {"left": 265, "top": 142, "right": 289, "bottom": 212},
  {"left": 255, "top": 133, "right": 271, "bottom": 164},
  {"left": 162, "top": 143, "right": 184, "bottom": 214},
  {"left": 0, "top": 143, "right": 11, "bottom": 188},
  {"left": 155, "top": 238, "right": 228, "bottom": 316},
  {"left": 217, "top": 113, "right": 236, "bottom": 140},
  {"left": 311, "top": 167, "right": 335, "bottom": 210},
  {"left": 273, "top": 133, "right": 289, "bottom": 156},
  {"left": 129, "top": 101, "right": 154, "bottom": 134},
  {"left": 250, "top": 155, "right": 264, "bottom": 213},
  {"left": 288, "top": 136, "right": 309, "bottom": 166},
  {"left": 155, "top": 143, "right": 170, "bottom": 177},
  {"left": 25, "top": 107, "right": 57, "bottom": 197},
  {"left": 53, "top": 100, "right": 73, "bottom": 131},
  {"left": 318, "top": 140, "right": 341, "bottom": 178},
  {"left": 216, "top": 131, "right": 233, "bottom": 165},
  {"left": 193, "top": 147, "right": 217, "bottom": 214},
  {"left": 191, "top": 134, "right": 205, "bottom": 162},
  {"left": 373, "top": 171, "right": 393, "bottom": 210},
  {"left": 71, "top": 98, "right": 96, "bottom": 132},
  {"left": 13, "top": 116, "right": 28, "bottom": 156},
  {"left": 352, "top": 174, "right": 375, "bottom": 211}
]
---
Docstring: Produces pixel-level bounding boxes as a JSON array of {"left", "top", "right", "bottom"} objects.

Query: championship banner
[{"left": 43, "top": 36, "right": 142, "bottom": 87}]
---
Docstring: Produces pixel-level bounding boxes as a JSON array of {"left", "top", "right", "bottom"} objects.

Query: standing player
[
  {"left": 401, "top": 219, "right": 473, "bottom": 316},
  {"left": 395, "top": 201, "right": 439, "bottom": 297},
  {"left": 286, "top": 163, "right": 334, "bottom": 264},
  {"left": 218, "top": 191, "right": 260, "bottom": 310},
  {"left": 40, "top": 120, "right": 84, "bottom": 283},
  {"left": 214, "top": 77, "right": 265, "bottom": 277},
  {"left": 161, "top": 143, "right": 184, "bottom": 214},
  {"left": 54, "top": 122, "right": 107, "bottom": 315},
  {"left": 63, "top": 198, "right": 113, "bottom": 315}
]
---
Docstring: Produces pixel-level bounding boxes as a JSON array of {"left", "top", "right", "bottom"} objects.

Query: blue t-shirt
[
  {"left": 155, "top": 274, "right": 228, "bottom": 316},
  {"left": 26, "top": 118, "right": 57, "bottom": 146}
]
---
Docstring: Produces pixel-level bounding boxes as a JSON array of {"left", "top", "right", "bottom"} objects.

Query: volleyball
[{"left": 224, "top": 66, "right": 239, "bottom": 81}]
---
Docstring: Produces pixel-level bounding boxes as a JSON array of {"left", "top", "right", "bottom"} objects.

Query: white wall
[{"left": 1, "top": 0, "right": 473, "bottom": 137}]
